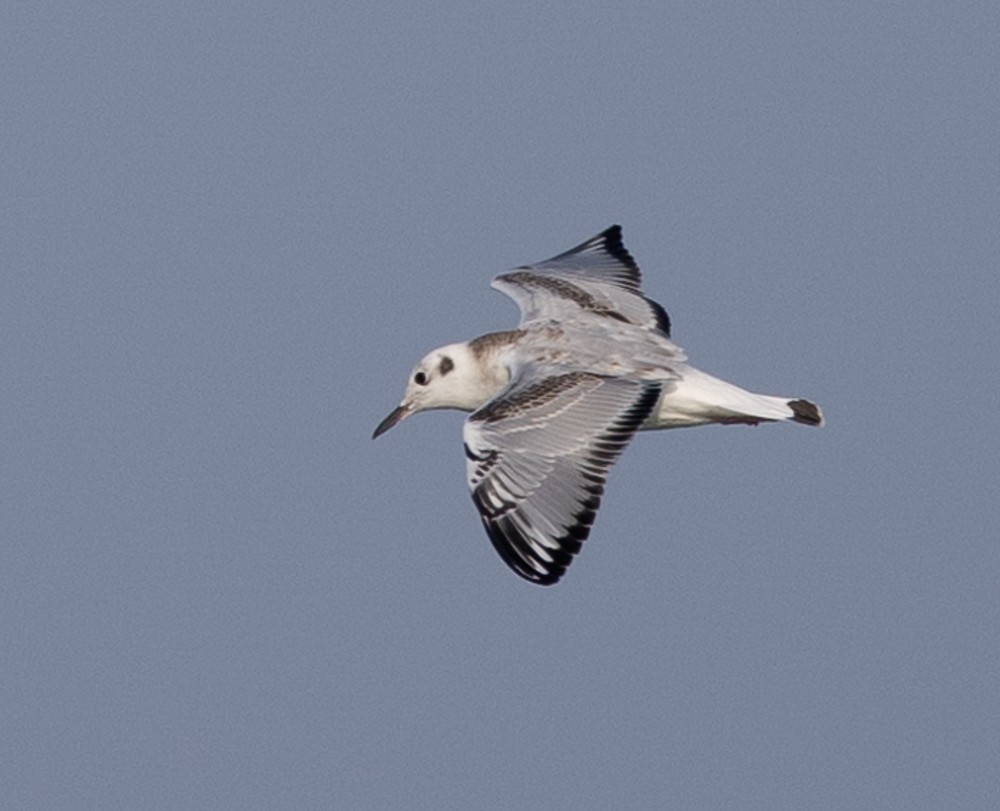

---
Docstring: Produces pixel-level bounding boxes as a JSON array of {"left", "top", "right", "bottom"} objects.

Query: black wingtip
[
  {"left": 600, "top": 225, "right": 670, "bottom": 336},
  {"left": 602, "top": 223, "right": 623, "bottom": 242},
  {"left": 482, "top": 516, "right": 579, "bottom": 586},
  {"left": 598, "top": 224, "right": 639, "bottom": 274}
]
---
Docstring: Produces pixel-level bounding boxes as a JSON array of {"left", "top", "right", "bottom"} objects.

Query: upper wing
[
  {"left": 491, "top": 225, "right": 672, "bottom": 336},
  {"left": 463, "top": 371, "right": 661, "bottom": 585}
]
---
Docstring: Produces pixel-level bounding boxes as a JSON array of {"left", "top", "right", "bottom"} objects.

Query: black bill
[{"left": 372, "top": 404, "right": 410, "bottom": 439}]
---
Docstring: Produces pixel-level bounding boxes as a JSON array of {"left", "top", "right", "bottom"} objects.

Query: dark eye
[{"left": 414, "top": 371, "right": 428, "bottom": 386}]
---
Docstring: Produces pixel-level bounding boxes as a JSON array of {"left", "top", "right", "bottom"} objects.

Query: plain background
[{"left": 3, "top": 2, "right": 999, "bottom": 809}]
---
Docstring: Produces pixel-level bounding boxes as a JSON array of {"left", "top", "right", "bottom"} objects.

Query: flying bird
[{"left": 373, "top": 226, "right": 822, "bottom": 585}]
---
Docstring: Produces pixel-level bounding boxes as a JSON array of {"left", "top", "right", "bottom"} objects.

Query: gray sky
[{"left": 3, "top": 2, "right": 999, "bottom": 809}]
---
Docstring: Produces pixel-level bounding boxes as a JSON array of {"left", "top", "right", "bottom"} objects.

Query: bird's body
[
  {"left": 438, "top": 325, "right": 820, "bottom": 430},
  {"left": 374, "top": 226, "right": 822, "bottom": 585}
]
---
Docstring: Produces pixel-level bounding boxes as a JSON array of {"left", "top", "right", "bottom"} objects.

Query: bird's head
[{"left": 372, "top": 342, "right": 491, "bottom": 438}]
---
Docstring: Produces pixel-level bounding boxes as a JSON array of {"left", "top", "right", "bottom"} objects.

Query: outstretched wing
[
  {"left": 463, "top": 371, "right": 661, "bottom": 585},
  {"left": 491, "top": 225, "right": 672, "bottom": 336}
]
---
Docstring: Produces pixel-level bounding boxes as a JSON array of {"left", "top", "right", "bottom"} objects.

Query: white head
[{"left": 373, "top": 342, "right": 502, "bottom": 438}]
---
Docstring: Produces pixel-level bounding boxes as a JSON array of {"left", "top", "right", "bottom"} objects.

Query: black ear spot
[{"left": 439, "top": 356, "right": 454, "bottom": 376}]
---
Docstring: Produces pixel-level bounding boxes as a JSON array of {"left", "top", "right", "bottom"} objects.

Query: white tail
[{"left": 644, "top": 367, "right": 823, "bottom": 430}]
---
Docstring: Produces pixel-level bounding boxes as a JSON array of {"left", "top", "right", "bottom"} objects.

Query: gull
[{"left": 373, "top": 226, "right": 822, "bottom": 585}]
